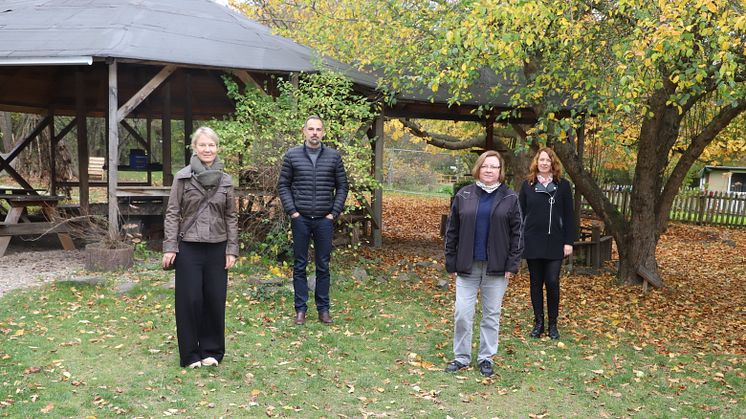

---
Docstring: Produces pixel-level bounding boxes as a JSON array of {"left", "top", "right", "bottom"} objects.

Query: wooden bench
[
  {"left": 88, "top": 157, "right": 106, "bottom": 181},
  {"left": 569, "top": 224, "right": 613, "bottom": 274}
]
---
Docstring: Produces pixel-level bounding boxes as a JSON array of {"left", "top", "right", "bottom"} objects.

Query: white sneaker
[
  {"left": 187, "top": 361, "right": 202, "bottom": 369},
  {"left": 201, "top": 357, "right": 219, "bottom": 367}
]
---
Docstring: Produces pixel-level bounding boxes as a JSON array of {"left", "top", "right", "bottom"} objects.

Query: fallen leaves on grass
[{"left": 368, "top": 194, "right": 745, "bottom": 355}]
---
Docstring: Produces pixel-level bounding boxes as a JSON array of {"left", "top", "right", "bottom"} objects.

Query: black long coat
[{"left": 518, "top": 178, "right": 576, "bottom": 260}]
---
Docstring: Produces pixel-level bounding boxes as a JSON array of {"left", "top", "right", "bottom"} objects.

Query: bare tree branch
[{"left": 398, "top": 118, "right": 520, "bottom": 150}]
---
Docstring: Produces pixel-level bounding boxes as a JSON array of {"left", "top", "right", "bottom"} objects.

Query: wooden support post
[
  {"left": 162, "top": 81, "right": 173, "bottom": 186},
  {"left": 574, "top": 120, "right": 585, "bottom": 238},
  {"left": 146, "top": 117, "right": 152, "bottom": 186},
  {"left": 76, "top": 70, "right": 89, "bottom": 212},
  {"left": 485, "top": 115, "right": 495, "bottom": 151},
  {"left": 591, "top": 224, "right": 601, "bottom": 272},
  {"left": 184, "top": 72, "right": 193, "bottom": 166},
  {"left": 372, "top": 113, "right": 384, "bottom": 248},
  {"left": 48, "top": 110, "right": 57, "bottom": 196},
  {"left": 107, "top": 60, "right": 119, "bottom": 235},
  {"left": 51, "top": 117, "right": 77, "bottom": 195}
]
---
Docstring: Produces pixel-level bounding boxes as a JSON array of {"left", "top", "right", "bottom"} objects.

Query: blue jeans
[{"left": 291, "top": 215, "right": 334, "bottom": 313}]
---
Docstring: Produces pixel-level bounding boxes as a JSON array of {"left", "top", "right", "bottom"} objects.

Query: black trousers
[
  {"left": 526, "top": 258, "right": 563, "bottom": 323},
  {"left": 174, "top": 241, "right": 227, "bottom": 367}
]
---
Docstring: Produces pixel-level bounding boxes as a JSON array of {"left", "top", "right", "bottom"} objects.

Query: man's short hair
[{"left": 304, "top": 115, "right": 324, "bottom": 129}]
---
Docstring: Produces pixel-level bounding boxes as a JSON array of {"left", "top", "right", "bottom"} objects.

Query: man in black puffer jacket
[{"left": 278, "top": 116, "right": 348, "bottom": 326}]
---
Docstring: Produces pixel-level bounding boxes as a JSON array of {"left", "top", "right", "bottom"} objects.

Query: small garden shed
[{"left": 699, "top": 165, "right": 746, "bottom": 193}]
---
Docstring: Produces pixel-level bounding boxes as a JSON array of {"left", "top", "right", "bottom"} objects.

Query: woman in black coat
[{"left": 519, "top": 147, "right": 575, "bottom": 340}]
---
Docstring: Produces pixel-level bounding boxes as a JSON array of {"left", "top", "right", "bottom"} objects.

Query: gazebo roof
[
  {"left": 0, "top": 0, "right": 547, "bottom": 122},
  {"left": 0, "top": 0, "right": 378, "bottom": 118},
  {"left": 0, "top": 0, "right": 377, "bottom": 84}
]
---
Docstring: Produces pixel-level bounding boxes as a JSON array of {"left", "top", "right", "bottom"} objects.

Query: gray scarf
[{"left": 190, "top": 154, "right": 224, "bottom": 188}]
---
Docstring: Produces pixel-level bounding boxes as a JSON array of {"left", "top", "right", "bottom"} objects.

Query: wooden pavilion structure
[{"left": 0, "top": 0, "right": 560, "bottom": 250}]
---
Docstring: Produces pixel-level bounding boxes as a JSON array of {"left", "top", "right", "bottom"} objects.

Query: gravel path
[{"left": 0, "top": 242, "right": 86, "bottom": 298}]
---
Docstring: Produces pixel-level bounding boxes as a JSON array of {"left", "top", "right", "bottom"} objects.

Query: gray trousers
[{"left": 452, "top": 260, "right": 509, "bottom": 365}]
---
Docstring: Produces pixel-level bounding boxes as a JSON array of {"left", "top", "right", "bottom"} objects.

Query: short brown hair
[
  {"left": 303, "top": 115, "right": 324, "bottom": 129},
  {"left": 526, "top": 147, "right": 562, "bottom": 183},
  {"left": 471, "top": 150, "right": 506, "bottom": 183}
]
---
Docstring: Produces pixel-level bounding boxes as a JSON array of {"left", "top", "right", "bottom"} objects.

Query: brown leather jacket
[{"left": 163, "top": 166, "right": 239, "bottom": 256}]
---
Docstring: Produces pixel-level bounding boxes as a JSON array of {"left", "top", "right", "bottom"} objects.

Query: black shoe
[
  {"left": 548, "top": 321, "right": 560, "bottom": 340},
  {"left": 444, "top": 360, "right": 468, "bottom": 373},
  {"left": 478, "top": 360, "right": 494, "bottom": 377},
  {"left": 529, "top": 318, "right": 544, "bottom": 338}
]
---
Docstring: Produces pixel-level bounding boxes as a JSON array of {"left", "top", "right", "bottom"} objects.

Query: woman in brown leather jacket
[{"left": 162, "top": 127, "right": 238, "bottom": 369}]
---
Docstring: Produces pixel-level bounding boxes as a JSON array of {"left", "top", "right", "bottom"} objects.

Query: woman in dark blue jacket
[
  {"left": 519, "top": 147, "right": 575, "bottom": 340},
  {"left": 444, "top": 150, "right": 523, "bottom": 377}
]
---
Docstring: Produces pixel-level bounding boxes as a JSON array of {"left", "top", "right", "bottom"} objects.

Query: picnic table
[{"left": 0, "top": 191, "right": 75, "bottom": 257}]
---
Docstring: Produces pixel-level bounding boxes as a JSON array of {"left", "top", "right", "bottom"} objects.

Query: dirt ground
[{"left": 0, "top": 235, "right": 86, "bottom": 297}]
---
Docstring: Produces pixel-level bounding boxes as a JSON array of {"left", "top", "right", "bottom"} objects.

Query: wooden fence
[{"left": 583, "top": 187, "right": 746, "bottom": 227}]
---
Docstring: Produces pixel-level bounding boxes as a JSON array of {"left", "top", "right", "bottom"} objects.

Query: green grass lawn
[{"left": 0, "top": 254, "right": 743, "bottom": 417}]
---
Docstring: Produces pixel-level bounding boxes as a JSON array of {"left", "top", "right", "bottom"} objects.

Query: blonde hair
[
  {"left": 471, "top": 150, "right": 506, "bottom": 183},
  {"left": 526, "top": 147, "right": 562, "bottom": 184},
  {"left": 190, "top": 126, "right": 220, "bottom": 149}
]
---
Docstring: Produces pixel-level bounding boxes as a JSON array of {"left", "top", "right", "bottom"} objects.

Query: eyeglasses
[{"left": 480, "top": 165, "right": 501, "bottom": 170}]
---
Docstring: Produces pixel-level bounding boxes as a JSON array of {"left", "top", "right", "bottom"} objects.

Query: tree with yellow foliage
[{"left": 233, "top": 0, "right": 746, "bottom": 286}]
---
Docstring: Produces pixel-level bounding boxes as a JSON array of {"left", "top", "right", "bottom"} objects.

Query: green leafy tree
[{"left": 213, "top": 71, "right": 375, "bottom": 257}]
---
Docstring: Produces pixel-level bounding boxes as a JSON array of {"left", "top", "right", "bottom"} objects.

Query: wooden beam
[
  {"left": 637, "top": 265, "right": 663, "bottom": 289},
  {"left": 0, "top": 115, "right": 51, "bottom": 192},
  {"left": 107, "top": 60, "right": 120, "bottom": 235},
  {"left": 0, "top": 156, "right": 34, "bottom": 191},
  {"left": 0, "top": 222, "right": 71, "bottom": 236},
  {"left": 116, "top": 65, "right": 176, "bottom": 123},
  {"left": 121, "top": 119, "right": 148, "bottom": 149},
  {"left": 53, "top": 117, "right": 76, "bottom": 145},
  {"left": 0, "top": 115, "right": 52, "bottom": 170},
  {"left": 228, "top": 69, "right": 262, "bottom": 91}
]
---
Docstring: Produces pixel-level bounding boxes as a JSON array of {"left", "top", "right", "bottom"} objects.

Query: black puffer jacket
[{"left": 277, "top": 144, "right": 348, "bottom": 218}]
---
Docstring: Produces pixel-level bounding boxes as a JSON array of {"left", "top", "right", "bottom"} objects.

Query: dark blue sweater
[{"left": 473, "top": 190, "right": 496, "bottom": 261}]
